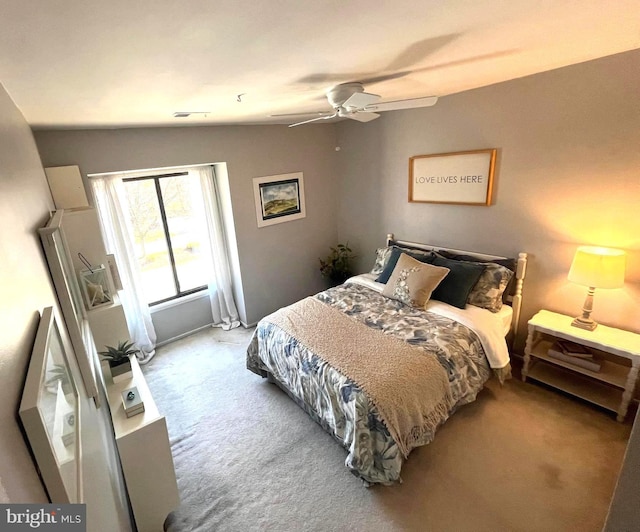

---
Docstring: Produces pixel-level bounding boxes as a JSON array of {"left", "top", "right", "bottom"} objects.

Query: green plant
[
  {"left": 99, "top": 340, "right": 140, "bottom": 364},
  {"left": 319, "top": 243, "right": 356, "bottom": 284}
]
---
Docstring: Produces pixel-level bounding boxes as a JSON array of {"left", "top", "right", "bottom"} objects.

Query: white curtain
[
  {"left": 189, "top": 166, "right": 240, "bottom": 330},
  {"left": 91, "top": 174, "right": 157, "bottom": 363}
]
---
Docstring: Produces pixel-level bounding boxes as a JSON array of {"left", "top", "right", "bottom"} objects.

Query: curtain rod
[{"left": 87, "top": 163, "right": 216, "bottom": 179}]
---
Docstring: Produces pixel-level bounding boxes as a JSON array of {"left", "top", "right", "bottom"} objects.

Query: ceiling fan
[{"left": 287, "top": 82, "right": 438, "bottom": 127}]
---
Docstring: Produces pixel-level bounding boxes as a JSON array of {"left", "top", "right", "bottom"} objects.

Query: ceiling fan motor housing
[{"left": 327, "top": 82, "right": 365, "bottom": 108}]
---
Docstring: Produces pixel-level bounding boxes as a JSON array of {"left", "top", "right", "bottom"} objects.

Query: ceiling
[{"left": 0, "top": 0, "right": 638, "bottom": 129}]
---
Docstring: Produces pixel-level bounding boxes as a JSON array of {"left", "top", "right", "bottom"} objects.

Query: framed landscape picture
[{"left": 253, "top": 172, "right": 306, "bottom": 227}]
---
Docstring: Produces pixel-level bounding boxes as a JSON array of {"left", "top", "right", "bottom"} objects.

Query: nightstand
[{"left": 522, "top": 310, "right": 640, "bottom": 422}]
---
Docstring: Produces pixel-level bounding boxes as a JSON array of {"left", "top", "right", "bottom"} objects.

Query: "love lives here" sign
[{"left": 409, "top": 149, "right": 496, "bottom": 205}]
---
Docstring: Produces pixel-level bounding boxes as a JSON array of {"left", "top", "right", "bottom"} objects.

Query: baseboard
[
  {"left": 156, "top": 323, "right": 213, "bottom": 347},
  {"left": 157, "top": 321, "right": 256, "bottom": 347}
]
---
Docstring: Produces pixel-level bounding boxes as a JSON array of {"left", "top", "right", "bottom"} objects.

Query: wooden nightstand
[{"left": 522, "top": 310, "right": 640, "bottom": 422}]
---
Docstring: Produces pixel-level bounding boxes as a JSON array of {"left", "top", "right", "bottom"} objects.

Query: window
[{"left": 122, "top": 172, "right": 210, "bottom": 305}]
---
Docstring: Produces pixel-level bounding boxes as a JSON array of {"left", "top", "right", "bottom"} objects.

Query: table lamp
[{"left": 567, "top": 246, "right": 626, "bottom": 330}]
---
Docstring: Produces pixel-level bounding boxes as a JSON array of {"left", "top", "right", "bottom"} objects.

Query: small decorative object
[
  {"left": 567, "top": 246, "right": 626, "bottom": 330},
  {"left": 253, "top": 172, "right": 306, "bottom": 227},
  {"left": 121, "top": 386, "right": 145, "bottom": 418},
  {"left": 319, "top": 243, "right": 356, "bottom": 286},
  {"left": 78, "top": 261, "right": 113, "bottom": 310},
  {"left": 409, "top": 149, "right": 496, "bottom": 205},
  {"left": 99, "top": 340, "right": 140, "bottom": 383}
]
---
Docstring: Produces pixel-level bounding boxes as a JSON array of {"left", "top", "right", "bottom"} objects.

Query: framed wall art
[
  {"left": 253, "top": 172, "right": 306, "bottom": 227},
  {"left": 409, "top": 149, "right": 497, "bottom": 205}
]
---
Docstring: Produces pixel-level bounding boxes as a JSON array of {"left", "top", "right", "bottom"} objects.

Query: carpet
[{"left": 142, "top": 326, "right": 631, "bottom": 532}]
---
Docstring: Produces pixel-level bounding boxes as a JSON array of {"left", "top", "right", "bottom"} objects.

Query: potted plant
[
  {"left": 319, "top": 243, "right": 356, "bottom": 286},
  {"left": 99, "top": 340, "right": 140, "bottom": 383}
]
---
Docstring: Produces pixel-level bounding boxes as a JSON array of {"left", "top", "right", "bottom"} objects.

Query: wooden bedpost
[
  {"left": 511, "top": 252, "right": 528, "bottom": 339},
  {"left": 386, "top": 233, "right": 394, "bottom": 246}
]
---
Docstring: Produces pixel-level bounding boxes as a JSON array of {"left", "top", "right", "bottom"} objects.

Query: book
[
  {"left": 125, "top": 404, "right": 145, "bottom": 418},
  {"left": 121, "top": 386, "right": 144, "bottom": 415},
  {"left": 548, "top": 348, "right": 601, "bottom": 372},
  {"left": 555, "top": 339, "right": 594, "bottom": 358}
]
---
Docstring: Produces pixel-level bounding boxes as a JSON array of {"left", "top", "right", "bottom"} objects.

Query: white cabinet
[
  {"left": 44, "top": 165, "right": 89, "bottom": 210},
  {"left": 87, "top": 298, "right": 130, "bottom": 354},
  {"left": 106, "top": 356, "right": 179, "bottom": 531}
]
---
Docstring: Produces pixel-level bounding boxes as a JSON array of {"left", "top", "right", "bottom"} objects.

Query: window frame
[{"left": 123, "top": 171, "right": 208, "bottom": 306}]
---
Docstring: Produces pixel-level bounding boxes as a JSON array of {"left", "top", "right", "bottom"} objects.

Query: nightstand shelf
[{"left": 523, "top": 310, "right": 640, "bottom": 422}]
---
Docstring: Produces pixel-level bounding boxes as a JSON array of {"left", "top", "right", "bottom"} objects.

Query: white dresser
[{"left": 106, "top": 356, "right": 179, "bottom": 532}]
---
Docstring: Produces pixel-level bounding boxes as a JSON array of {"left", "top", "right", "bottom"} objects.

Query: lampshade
[{"left": 568, "top": 246, "right": 626, "bottom": 289}]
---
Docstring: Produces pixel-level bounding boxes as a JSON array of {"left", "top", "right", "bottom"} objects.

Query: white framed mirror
[
  {"left": 19, "top": 307, "right": 82, "bottom": 503},
  {"left": 39, "top": 210, "right": 99, "bottom": 404}
]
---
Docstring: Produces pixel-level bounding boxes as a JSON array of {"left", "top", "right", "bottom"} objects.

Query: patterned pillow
[
  {"left": 382, "top": 253, "right": 449, "bottom": 308},
  {"left": 375, "top": 246, "right": 436, "bottom": 284},
  {"left": 370, "top": 246, "right": 394, "bottom": 275},
  {"left": 467, "top": 262, "right": 514, "bottom": 312},
  {"left": 436, "top": 249, "right": 517, "bottom": 303}
]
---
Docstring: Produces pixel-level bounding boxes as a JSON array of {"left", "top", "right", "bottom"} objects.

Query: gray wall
[
  {"left": 35, "top": 125, "right": 340, "bottom": 329},
  {"left": 336, "top": 48, "right": 640, "bottom": 349},
  {"left": 0, "top": 83, "right": 131, "bottom": 530},
  {"left": 0, "top": 81, "right": 55, "bottom": 504}
]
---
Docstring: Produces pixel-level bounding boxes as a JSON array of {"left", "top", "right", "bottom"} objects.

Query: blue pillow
[
  {"left": 376, "top": 247, "right": 435, "bottom": 284},
  {"left": 430, "top": 256, "right": 486, "bottom": 309}
]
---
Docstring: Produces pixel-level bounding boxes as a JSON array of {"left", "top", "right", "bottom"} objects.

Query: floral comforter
[{"left": 246, "top": 282, "right": 493, "bottom": 485}]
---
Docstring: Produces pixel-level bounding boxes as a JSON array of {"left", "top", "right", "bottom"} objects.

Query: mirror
[
  {"left": 39, "top": 210, "right": 99, "bottom": 404},
  {"left": 19, "top": 307, "right": 81, "bottom": 503}
]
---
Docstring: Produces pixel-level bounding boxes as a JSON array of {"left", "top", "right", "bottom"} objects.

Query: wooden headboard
[{"left": 386, "top": 234, "right": 528, "bottom": 339}]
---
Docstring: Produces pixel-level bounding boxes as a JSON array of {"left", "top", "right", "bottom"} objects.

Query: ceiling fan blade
[
  {"left": 270, "top": 111, "right": 332, "bottom": 118},
  {"left": 349, "top": 112, "right": 380, "bottom": 123},
  {"left": 366, "top": 96, "right": 438, "bottom": 112},
  {"left": 288, "top": 112, "right": 338, "bottom": 127},
  {"left": 342, "top": 91, "right": 380, "bottom": 109}
]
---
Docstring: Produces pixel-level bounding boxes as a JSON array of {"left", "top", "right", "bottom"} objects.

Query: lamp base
[{"left": 571, "top": 317, "right": 598, "bottom": 331}]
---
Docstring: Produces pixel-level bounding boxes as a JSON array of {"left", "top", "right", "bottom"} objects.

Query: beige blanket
[{"left": 264, "top": 297, "right": 454, "bottom": 458}]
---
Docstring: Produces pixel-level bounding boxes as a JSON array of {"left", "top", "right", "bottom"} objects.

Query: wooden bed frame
[{"left": 386, "top": 234, "right": 528, "bottom": 339}]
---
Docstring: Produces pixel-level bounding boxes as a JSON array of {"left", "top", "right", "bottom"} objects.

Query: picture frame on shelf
[
  {"left": 409, "top": 149, "right": 497, "bottom": 206},
  {"left": 253, "top": 172, "right": 306, "bottom": 227}
]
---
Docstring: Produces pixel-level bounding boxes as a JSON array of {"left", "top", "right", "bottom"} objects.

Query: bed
[{"left": 247, "top": 234, "right": 527, "bottom": 485}]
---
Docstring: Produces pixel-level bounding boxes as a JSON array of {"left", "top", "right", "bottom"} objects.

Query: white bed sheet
[{"left": 346, "top": 273, "right": 511, "bottom": 369}]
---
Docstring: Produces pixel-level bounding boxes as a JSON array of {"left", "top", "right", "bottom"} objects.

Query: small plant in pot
[
  {"left": 99, "top": 340, "right": 140, "bottom": 383},
  {"left": 319, "top": 243, "right": 356, "bottom": 286}
]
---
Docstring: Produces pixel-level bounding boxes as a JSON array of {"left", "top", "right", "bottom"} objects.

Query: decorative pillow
[
  {"left": 382, "top": 253, "right": 449, "bottom": 308},
  {"left": 436, "top": 250, "right": 517, "bottom": 302},
  {"left": 467, "top": 262, "right": 514, "bottom": 312},
  {"left": 430, "top": 256, "right": 486, "bottom": 309},
  {"left": 370, "top": 246, "right": 394, "bottom": 275},
  {"left": 376, "top": 246, "right": 436, "bottom": 284}
]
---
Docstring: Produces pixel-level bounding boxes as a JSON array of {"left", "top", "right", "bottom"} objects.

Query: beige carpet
[{"left": 143, "top": 326, "right": 631, "bottom": 532}]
